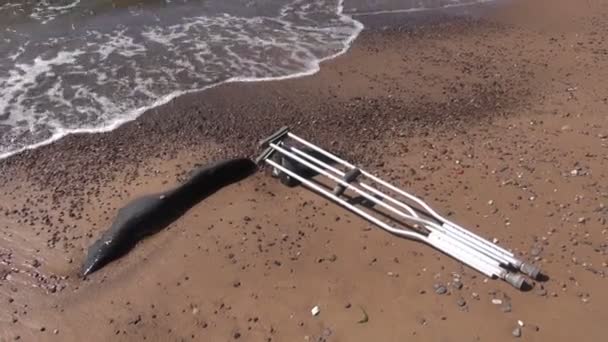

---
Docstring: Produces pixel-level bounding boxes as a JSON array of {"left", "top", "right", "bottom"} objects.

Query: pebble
[
  {"left": 311, "top": 306, "right": 320, "bottom": 316},
  {"left": 512, "top": 327, "right": 522, "bottom": 338},
  {"left": 452, "top": 280, "right": 463, "bottom": 290},
  {"left": 434, "top": 284, "right": 447, "bottom": 295},
  {"left": 501, "top": 302, "right": 513, "bottom": 313},
  {"left": 492, "top": 298, "right": 503, "bottom": 305},
  {"left": 530, "top": 246, "right": 543, "bottom": 256},
  {"left": 456, "top": 298, "right": 466, "bottom": 307}
]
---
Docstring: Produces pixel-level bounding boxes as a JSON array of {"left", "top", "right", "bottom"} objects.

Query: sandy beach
[{"left": 2, "top": 0, "right": 608, "bottom": 340}]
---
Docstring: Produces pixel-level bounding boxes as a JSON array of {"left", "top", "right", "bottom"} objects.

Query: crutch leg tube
[{"left": 256, "top": 127, "right": 544, "bottom": 290}]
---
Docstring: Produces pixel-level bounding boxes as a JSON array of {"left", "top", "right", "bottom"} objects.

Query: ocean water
[{"left": 0, "top": 0, "right": 488, "bottom": 159}]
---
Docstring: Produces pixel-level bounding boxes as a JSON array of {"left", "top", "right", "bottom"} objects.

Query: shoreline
[
  {"left": 2, "top": 0, "right": 608, "bottom": 341},
  {"left": 0, "top": 0, "right": 502, "bottom": 161},
  {"left": 0, "top": 0, "right": 365, "bottom": 161},
  {"left": 1, "top": 8, "right": 535, "bottom": 188}
]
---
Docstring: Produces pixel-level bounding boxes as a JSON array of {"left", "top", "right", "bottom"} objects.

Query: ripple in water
[
  {"left": 0, "top": 0, "right": 362, "bottom": 158},
  {"left": 0, "top": 0, "right": 490, "bottom": 159}
]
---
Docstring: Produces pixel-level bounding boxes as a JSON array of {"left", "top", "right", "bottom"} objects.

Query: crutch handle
[
  {"left": 333, "top": 168, "right": 362, "bottom": 196},
  {"left": 258, "top": 126, "right": 290, "bottom": 148}
]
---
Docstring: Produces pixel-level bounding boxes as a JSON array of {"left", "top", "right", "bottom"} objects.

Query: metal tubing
[
  {"left": 265, "top": 159, "right": 424, "bottom": 242},
  {"left": 267, "top": 158, "right": 511, "bottom": 284},
  {"left": 287, "top": 145, "right": 513, "bottom": 266},
  {"left": 289, "top": 146, "right": 421, "bottom": 218},
  {"left": 288, "top": 132, "right": 511, "bottom": 253},
  {"left": 431, "top": 232, "right": 502, "bottom": 271},
  {"left": 439, "top": 223, "right": 515, "bottom": 266},
  {"left": 427, "top": 233, "right": 505, "bottom": 278},
  {"left": 271, "top": 143, "right": 448, "bottom": 235},
  {"left": 287, "top": 132, "right": 518, "bottom": 263},
  {"left": 274, "top": 132, "right": 541, "bottom": 286}
]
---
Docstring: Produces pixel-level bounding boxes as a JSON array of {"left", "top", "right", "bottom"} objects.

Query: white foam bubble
[
  {"left": 47, "top": 0, "right": 81, "bottom": 12},
  {"left": 29, "top": 0, "right": 82, "bottom": 24},
  {"left": 1, "top": 50, "right": 85, "bottom": 126},
  {"left": 345, "top": 0, "right": 494, "bottom": 16}
]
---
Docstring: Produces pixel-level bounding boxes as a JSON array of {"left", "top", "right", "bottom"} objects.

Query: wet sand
[{"left": 2, "top": 0, "right": 608, "bottom": 340}]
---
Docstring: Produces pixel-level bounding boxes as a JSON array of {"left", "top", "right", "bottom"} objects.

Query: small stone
[
  {"left": 512, "top": 327, "right": 522, "bottom": 338},
  {"left": 492, "top": 298, "right": 503, "bottom": 305},
  {"left": 357, "top": 307, "right": 369, "bottom": 324},
  {"left": 570, "top": 169, "right": 579, "bottom": 176},
  {"left": 578, "top": 217, "right": 586, "bottom": 223},
  {"left": 311, "top": 306, "right": 320, "bottom": 316},
  {"left": 472, "top": 292, "right": 480, "bottom": 300},
  {"left": 345, "top": 303, "right": 351, "bottom": 309},
  {"left": 501, "top": 303, "right": 512, "bottom": 313},
  {"left": 456, "top": 298, "right": 466, "bottom": 307},
  {"left": 233, "top": 332, "right": 241, "bottom": 339},
  {"left": 561, "top": 125, "right": 572, "bottom": 131},
  {"left": 434, "top": 284, "right": 447, "bottom": 295},
  {"left": 53, "top": 329, "right": 59, "bottom": 335},
  {"left": 530, "top": 246, "right": 542, "bottom": 257},
  {"left": 536, "top": 288, "right": 547, "bottom": 297},
  {"left": 452, "top": 280, "right": 463, "bottom": 290}
]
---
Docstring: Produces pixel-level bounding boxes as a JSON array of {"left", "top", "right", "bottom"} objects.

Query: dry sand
[{"left": 1, "top": 0, "right": 608, "bottom": 341}]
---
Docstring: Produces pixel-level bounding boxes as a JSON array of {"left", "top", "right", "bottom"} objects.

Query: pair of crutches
[{"left": 256, "top": 127, "right": 542, "bottom": 289}]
